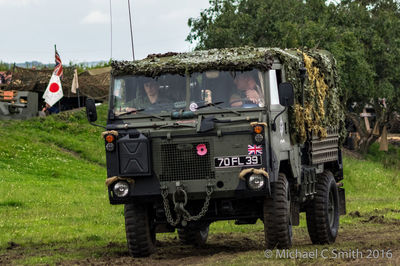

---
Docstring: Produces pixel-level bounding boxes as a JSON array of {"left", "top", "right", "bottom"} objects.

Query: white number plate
[{"left": 214, "top": 155, "right": 262, "bottom": 168}]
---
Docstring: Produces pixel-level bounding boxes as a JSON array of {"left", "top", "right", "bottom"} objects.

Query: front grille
[{"left": 159, "top": 142, "right": 214, "bottom": 181}]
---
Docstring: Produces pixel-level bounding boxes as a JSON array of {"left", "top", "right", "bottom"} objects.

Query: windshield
[{"left": 112, "top": 70, "right": 265, "bottom": 116}]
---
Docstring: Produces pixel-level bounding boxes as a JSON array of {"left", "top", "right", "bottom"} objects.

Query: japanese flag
[{"left": 43, "top": 73, "right": 63, "bottom": 106}]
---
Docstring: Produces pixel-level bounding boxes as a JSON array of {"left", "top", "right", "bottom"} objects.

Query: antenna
[
  {"left": 127, "top": 0, "right": 135, "bottom": 60},
  {"left": 109, "top": 0, "right": 113, "bottom": 60}
]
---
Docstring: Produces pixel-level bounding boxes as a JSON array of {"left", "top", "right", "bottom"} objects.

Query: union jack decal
[{"left": 248, "top": 145, "right": 262, "bottom": 155}]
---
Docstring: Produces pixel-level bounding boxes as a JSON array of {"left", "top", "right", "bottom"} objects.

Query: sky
[{"left": 0, "top": 0, "right": 210, "bottom": 64}]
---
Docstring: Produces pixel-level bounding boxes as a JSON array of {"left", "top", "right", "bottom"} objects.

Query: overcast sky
[{"left": 0, "top": 0, "right": 210, "bottom": 64}]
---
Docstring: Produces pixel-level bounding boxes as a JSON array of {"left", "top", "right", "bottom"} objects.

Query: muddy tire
[
  {"left": 177, "top": 225, "right": 209, "bottom": 246},
  {"left": 124, "top": 203, "right": 156, "bottom": 257},
  {"left": 306, "top": 171, "right": 339, "bottom": 244},
  {"left": 264, "top": 173, "right": 292, "bottom": 249}
]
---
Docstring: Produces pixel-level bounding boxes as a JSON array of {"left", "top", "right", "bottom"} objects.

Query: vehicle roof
[{"left": 111, "top": 47, "right": 316, "bottom": 77}]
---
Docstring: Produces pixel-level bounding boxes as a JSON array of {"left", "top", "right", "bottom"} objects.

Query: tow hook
[
  {"left": 173, "top": 182, "right": 188, "bottom": 215},
  {"left": 160, "top": 181, "right": 214, "bottom": 227}
]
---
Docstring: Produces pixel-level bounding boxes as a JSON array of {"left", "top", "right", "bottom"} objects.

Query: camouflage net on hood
[
  {"left": 111, "top": 47, "right": 276, "bottom": 76},
  {"left": 112, "top": 47, "right": 345, "bottom": 144}
]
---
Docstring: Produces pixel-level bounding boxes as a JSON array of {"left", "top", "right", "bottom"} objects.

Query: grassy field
[{"left": 0, "top": 106, "right": 399, "bottom": 265}]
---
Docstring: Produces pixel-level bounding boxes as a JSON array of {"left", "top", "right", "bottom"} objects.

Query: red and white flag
[
  {"left": 43, "top": 48, "right": 63, "bottom": 106},
  {"left": 43, "top": 74, "right": 63, "bottom": 106}
]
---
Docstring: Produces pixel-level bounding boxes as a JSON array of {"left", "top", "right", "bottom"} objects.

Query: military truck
[
  {"left": 0, "top": 90, "right": 38, "bottom": 119},
  {"left": 86, "top": 47, "right": 346, "bottom": 257}
]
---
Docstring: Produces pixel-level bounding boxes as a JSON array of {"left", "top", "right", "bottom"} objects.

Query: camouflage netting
[
  {"left": 112, "top": 47, "right": 345, "bottom": 143},
  {"left": 0, "top": 66, "right": 110, "bottom": 100}
]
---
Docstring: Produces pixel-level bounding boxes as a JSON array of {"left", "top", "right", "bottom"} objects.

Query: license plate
[{"left": 214, "top": 155, "right": 262, "bottom": 168}]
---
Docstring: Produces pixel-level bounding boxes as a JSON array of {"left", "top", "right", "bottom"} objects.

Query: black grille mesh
[{"left": 159, "top": 142, "right": 214, "bottom": 181}]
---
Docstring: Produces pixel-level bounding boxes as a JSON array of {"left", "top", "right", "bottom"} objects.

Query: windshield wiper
[
  {"left": 117, "top": 108, "right": 145, "bottom": 117},
  {"left": 157, "top": 122, "right": 196, "bottom": 129},
  {"left": 196, "top": 101, "right": 224, "bottom": 109},
  {"left": 196, "top": 101, "right": 241, "bottom": 116},
  {"left": 117, "top": 108, "right": 164, "bottom": 120}
]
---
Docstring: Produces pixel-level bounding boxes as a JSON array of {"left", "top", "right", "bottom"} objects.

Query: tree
[{"left": 187, "top": 0, "right": 400, "bottom": 153}]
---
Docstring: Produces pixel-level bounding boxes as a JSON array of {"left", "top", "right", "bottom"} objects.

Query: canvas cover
[{"left": 1, "top": 66, "right": 110, "bottom": 101}]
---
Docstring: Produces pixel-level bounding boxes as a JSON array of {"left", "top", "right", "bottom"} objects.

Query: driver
[
  {"left": 133, "top": 79, "right": 161, "bottom": 107},
  {"left": 229, "top": 72, "right": 264, "bottom": 107}
]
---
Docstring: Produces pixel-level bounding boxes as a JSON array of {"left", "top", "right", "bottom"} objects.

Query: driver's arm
[{"left": 230, "top": 93, "right": 242, "bottom": 107}]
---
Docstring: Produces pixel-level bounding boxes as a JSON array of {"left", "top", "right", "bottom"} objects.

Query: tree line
[{"left": 187, "top": 0, "right": 400, "bottom": 152}]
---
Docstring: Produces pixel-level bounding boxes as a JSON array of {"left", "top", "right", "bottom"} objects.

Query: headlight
[
  {"left": 254, "top": 133, "right": 264, "bottom": 143},
  {"left": 113, "top": 181, "right": 130, "bottom": 197},
  {"left": 247, "top": 174, "right": 265, "bottom": 190},
  {"left": 105, "top": 142, "right": 115, "bottom": 152}
]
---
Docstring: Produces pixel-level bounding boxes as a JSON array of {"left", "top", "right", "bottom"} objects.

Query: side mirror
[
  {"left": 85, "top": 98, "right": 97, "bottom": 122},
  {"left": 278, "top": 82, "right": 295, "bottom": 107}
]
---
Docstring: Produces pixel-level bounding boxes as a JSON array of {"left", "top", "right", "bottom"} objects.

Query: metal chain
[
  {"left": 161, "top": 186, "right": 181, "bottom": 226},
  {"left": 181, "top": 185, "right": 213, "bottom": 221},
  {"left": 160, "top": 184, "right": 214, "bottom": 225}
]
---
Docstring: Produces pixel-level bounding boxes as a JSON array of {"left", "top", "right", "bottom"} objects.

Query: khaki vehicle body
[{"left": 87, "top": 47, "right": 346, "bottom": 257}]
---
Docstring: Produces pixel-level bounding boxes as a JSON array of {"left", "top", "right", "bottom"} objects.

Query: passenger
[
  {"left": 0, "top": 73, "right": 5, "bottom": 84},
  {"left": 5, "top": 71, "right": 12, "bottom": 84},
  {"left": 230, "top": 72, "right": 264, "bottom": 107}
]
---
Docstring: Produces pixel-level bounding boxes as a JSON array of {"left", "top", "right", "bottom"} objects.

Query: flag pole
[{"left": 77, "top": 88, "right": 80, "bottom": 108}]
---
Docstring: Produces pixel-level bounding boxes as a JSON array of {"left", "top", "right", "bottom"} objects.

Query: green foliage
[
  {"left": 187, "top": 0, "right": 400, "bottom": 116},
  {"left": 0, "top": 61, "right": 11, "bottom": 71},
  {"left": 72, "top": 59, "right": 112, "bottom": 74}
]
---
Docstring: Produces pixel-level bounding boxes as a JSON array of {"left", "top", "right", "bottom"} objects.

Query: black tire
[
  {"left": 177, "top": 225, "right": 209, "bottom": 246},
  {"left": 264, "top": 173, "right": 293, "bottom": 249},
  {"left": 306, "top": 171, "right": 339, "bottom": 244},
  {"left": 124, "top": 203, "right": 156, "bottom": 257}
]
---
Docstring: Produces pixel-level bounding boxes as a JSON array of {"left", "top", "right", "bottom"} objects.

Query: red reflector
[{"left": 105, "top": 134, "right": 115, "bottom": 143}]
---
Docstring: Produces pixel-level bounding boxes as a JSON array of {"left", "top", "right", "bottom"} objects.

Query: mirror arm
[
  {"left": 271, "top": 106, "right": 287, "bottom": 131},
  {"left": 90, "top": 122, "right": 107, "bottom": 129}
]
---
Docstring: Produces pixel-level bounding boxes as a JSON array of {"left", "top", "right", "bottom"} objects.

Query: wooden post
[
  {"left": 379, "top": 125, "right": 388, "bottom": 151},
  {"left": 360, "top": 108, "right": 371, "bottom": 132},
  {"left": 77, "top": 88, "right": 80, "bottom": 108}
]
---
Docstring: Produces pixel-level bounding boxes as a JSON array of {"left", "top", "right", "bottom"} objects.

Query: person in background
[
  {"left": 41, "top": 103, "right": 59, "bottom": 115},
  {"left": 4, "top": 71, "right": 12, "bottom": 84},
  {"left": 0, "top": 73, "right": 5, "bottom": 84}
]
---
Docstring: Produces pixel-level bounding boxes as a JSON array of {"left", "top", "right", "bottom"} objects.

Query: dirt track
[{"left": 2, "top": 221, "right": 399, "bottom": 265}]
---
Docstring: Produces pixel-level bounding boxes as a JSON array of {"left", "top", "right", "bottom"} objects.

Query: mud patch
[
  {"left": 362, "top": 215, "right": 400, "bottom": 225},
  {"left": 348, "top": 211, "right": 361, "bottom": 218},
  {"left": 6, "top": 242, "right": 19, "bottom": 250},
  {"left": 2, "top": 224, "right": 400, "bottom": 265}
]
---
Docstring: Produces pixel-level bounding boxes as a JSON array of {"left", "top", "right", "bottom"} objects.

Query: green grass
[
  {"left": 366, "top": 142, "right": 400, "bottom": 170},
  {"left": 343, "top": 155, "right": 400, "bottom": 221},
  {"left": 0, "top": 107, "right": 399, "bottom": 264},
  {"left": 0, "top": 105, "right": 126, "bottom": 260}
]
